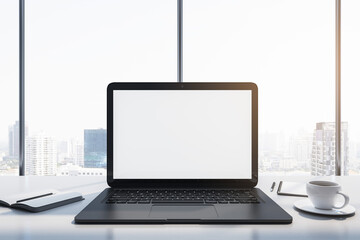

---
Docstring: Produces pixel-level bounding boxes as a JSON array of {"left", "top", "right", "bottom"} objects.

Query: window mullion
[
  {"left": 177, "top": 0, "right": 183, "bottom": 82},
  {"left": 19, "top": 0, "right": 25, "bottom": 176},
  {"left": 335, "top": 0, "right": 341, "bottom": 176}
]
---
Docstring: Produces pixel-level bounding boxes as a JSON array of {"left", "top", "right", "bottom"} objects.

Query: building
[
  {"left": 311, "top": 122, "right": 349, "bottom": 176},
  {"left": 25, "top": 133, "right": 57, "bottom": 176},
  {"left": 289, "top": 131, "right": 312, "bottom": 170},
  {"left": 73, "top": 140, "right": 84, "bottom": 167},
  {"left": 84, "top": 129, "right": 106, "bottom": 168},
  {"left": 8, "top": 121, "right": 28, "bottom": 160},
  {"left": 57, "top": 139, "right": 84, "bottom": 167}
]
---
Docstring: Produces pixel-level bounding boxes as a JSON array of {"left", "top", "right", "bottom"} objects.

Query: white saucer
[{"left": 294, "top": 199, "right": 356, "bottom": 216}]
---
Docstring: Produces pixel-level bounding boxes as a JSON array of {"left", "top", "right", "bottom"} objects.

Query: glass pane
[
  {"left": 25, "top": 0, "right": 177, "bottom": 176},
  {"left": 184, "top": 0, "right": 335, "bottom": 176},
  {"left": 342, "top": 0, "right": 360, "bottom": 175},
  {"left": 0, "top": 0, "right": 19, "bottom": 175}
]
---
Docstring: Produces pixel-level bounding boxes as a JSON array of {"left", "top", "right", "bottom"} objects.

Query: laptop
[{"left": 74, "top": 82, "right": 292, "bottom": 224}]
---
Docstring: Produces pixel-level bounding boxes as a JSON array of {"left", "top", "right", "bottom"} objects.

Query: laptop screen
[{"left": 113, "top": 90, "right": 252, "bottom": 179}]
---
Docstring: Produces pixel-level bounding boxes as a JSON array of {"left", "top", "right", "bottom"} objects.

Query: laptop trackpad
[{"left": 149, "top": 205, "right": 218, "bottom": 219}]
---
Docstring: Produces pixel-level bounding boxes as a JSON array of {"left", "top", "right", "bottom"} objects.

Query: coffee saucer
[{"left": 294, "top": 199, "right": 356, "bottom": 216}]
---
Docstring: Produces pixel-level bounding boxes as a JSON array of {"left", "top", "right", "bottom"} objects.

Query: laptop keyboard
[{"left": 105, "top": 189, "right": 260, "bottom": 204}]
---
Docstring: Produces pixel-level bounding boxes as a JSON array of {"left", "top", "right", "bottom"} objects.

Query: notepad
[
  {"left": 0, "top": 189, "right": 84, "bottom": 212},
  {"left": 277, "top": 181, "right": 307, "bottom": 197}
]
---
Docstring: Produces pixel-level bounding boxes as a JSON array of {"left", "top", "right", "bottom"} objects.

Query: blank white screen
[{"left": 113, "top": 90, "right": 252, "bottom": 179}]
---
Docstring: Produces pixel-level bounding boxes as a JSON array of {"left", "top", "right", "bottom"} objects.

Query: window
[
  {"left": 25, "top": 0, "right": 176, "bottom": 175},
  {"left": 184, "top": 0, "right": 335, "bottom": 176},
  {"left": 0, "top": 0, "right": 18, "bottom": 175},
  {"left": 6, "top": 0, "right": 354, "bottom": 176}
]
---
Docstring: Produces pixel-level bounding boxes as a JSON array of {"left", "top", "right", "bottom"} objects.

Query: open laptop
[{"left": 74, "top": 82, "right": 292, "bottom": 224}]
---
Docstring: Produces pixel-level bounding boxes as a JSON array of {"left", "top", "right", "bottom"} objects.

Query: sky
[
  {"left": 1, "top": 0, "right": 360, "bottom": 149},
  {"left": 0, "top": 0, "right": 18, "bottom": 148}
]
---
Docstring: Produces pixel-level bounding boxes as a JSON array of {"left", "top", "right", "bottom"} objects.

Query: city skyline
[{"left": 1, "top": 120, "right": 359, "bottom": 176}]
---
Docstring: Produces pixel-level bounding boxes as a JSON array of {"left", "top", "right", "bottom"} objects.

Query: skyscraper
[
  {"left": 25, "top": 133, "right": 57, "bottom": 176},
  {"left": 57, "top": 139, "right": 84, "bottom": 167},
  {"left": 73, "top": 140, "right": 84, "bottom": 167},
  {"left": 8, "top": 121, "right": 28, "bottom": 160},
  {"left": 311, "top": 122, "right": 348, "bottom": 176},
  {"left": 289, "top": 130, "right": 312, "bottom": 170},
  {"left": 84, "top": 129, "right": 106, "bottom": 168}
]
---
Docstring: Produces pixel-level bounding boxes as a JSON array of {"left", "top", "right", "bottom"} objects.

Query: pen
[
  {"left": 16, "top": 193, "right": 53, "bottom": 203},
  {"left": 270, "top": 182, "right": 276, "bottom": 192}
]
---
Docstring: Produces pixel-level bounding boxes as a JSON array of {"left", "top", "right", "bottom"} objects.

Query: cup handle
[{"left": 333, "top": 192, "right": 350, "bottom": 209}]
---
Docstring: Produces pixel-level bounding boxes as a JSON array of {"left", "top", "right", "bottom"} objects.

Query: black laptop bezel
[{"left": 107, "top": 82, "right": 258, "bottom": 189}]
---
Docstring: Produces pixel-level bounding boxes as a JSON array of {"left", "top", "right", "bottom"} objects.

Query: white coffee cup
[{"left": 306, "top": 181, "right": 349, "bottom": 210}]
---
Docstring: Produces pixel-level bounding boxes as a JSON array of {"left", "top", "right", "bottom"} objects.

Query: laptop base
[{"left": 75, "top": 188, "right": 292, "bottom": 224}]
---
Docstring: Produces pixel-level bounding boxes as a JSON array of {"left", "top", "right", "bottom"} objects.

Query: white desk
[{"left": 0, "top": 176, "right": 359, "bottom": 240}]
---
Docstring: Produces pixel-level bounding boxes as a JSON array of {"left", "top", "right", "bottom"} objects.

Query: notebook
[
  {"left": 0, "top": 189, "right": 84, "bottom": 212},
  {"left": 277, "top": 181, "right": 307, "bottom": 197}
]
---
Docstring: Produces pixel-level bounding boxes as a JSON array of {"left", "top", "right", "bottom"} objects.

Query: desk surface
[{"left": 0, "top": 175, "right": 359, "bottom": 240}]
